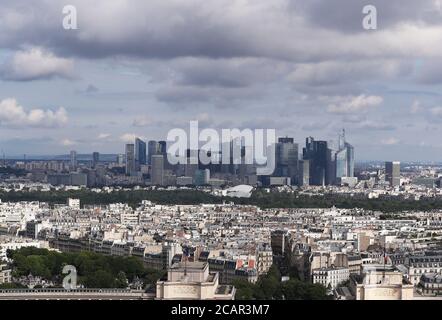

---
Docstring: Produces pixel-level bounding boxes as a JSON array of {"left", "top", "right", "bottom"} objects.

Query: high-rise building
[
  {"left": 70, "top": 150, "right": 77, "bottom": 171},
  {"left": 193, "top": 169, "right": 210, "bottom": 186},
  {"left": 303, "top": 137, "right": 330, "bottom": 186},
  {"left": 151, "top": 154, "right": 164, "bottom": 185},
  {"left": 335, "top": 130, "right": 355, "bottom": 181},
  {"left": 158, "top": 141, "right": 167, "bottom": 155},
  {"left": 135, "top": 138, "right": 147, "bottom": 171},
  {"left": 298, "top": 160, "right": 310, "bottom": 186},
  {"left": 125, "top": 144, "right": 135, "bottom": 176},
  {"left": 275, "top": 137, "right": 298, "bottom": 184},
  {"left": 385, "top": 161, "right": 401, "bottom": 187},
  {"left": 148, "top": 141, "right": 159, "bottom": 165},
  {"left": 92, "top": 152, "right": 100, "bottom": 168},
  {"left": 185, "top": 149, "right": 199, "bottom": 178},
  {"left": 117, "top": 154, "right": 124, "bottom": 166}
]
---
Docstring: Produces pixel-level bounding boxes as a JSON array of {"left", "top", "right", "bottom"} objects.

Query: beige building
[
  {"left": 256, "top": 244, "right": 273, "bottom": 275},
  {"left": 0, "top": 264, "right": 11, "bottom": 284},
  {"left": 350, "top": 265, "right": 413, "bottom": 300},
  {"left": 156, "top": 262, "right": 236, "bottom": 300}
]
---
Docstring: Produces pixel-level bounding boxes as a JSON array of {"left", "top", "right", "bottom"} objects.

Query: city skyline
[
  {"left": 0, "top": 129, "right": 422, "bottom": 164},
  {"left": 1, "top": 1, "right": 442, "bottom": 161}
]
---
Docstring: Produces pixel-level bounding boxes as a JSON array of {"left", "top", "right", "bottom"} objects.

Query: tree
[
  {"left": 115, "top": 271, "right": 128, "bottom": 288},
  {"left": 83, "top": 270, "right": 115, "bottom": 288}
]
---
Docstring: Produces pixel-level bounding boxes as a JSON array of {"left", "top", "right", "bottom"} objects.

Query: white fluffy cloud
[
  {"left": 1, "top": 48, "right": 73, "bottom": 81},
  {"left": 119, "top": 133, "right": 146, "bottom": 143},
  {"left": 326, "top": 95, "right": 384, "bottom": 114},
  {"left": 0, "top": 98, "right": 68, "bottom": 128},
  {"left": 97, "top": 133, "right": 111, "bottom": 139}
]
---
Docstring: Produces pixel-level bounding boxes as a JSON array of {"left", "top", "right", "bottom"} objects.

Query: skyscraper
[
  {"left": 117, "top": 154, "right": 124, "bottom": 166},
  {"left": 148, "top": 141, "right": 159, "bottom": 165},
  {"left": 158, "top": 141, "right": 167, "bottom": 155},
  {"left": 193, "top": 169, "right": 210, "bottom": 186},
  {"left": 385, "top": 161, "right": 400, "bottom": 187},
  {"left": 275, "top": 137, "right": 298, "bottom": 184},
  {"left": 303, "top": 137, "right": 330, "bottom": 186},
  {"left": 92, "top": 152, "right": 100, "bottom": 168},
  {"left": 125, "top": 144, "right": 135, "bottom": 176},
  {"left": 335, "top": 130, "right": 355, "bottom": 180},
  {"left": 135, "top": 138, "right": 147, "bottom": 171},
  {"left": 298, "top": 159, "right": 310, "bottom": 186},
  {"left": 151, "top": 154, "right": 164, "bottom": 185},
  {"left": 70, "top": 150, "right": 77, "bottom": 171}
]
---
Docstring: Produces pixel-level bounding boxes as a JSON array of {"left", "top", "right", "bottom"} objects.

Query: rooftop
[{"left": 169, "top": 261, "right": 207, "bottom": 271}]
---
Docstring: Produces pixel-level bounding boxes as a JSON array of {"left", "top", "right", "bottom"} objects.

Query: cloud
[
  {"left": 1, "top": 48, "right": 74, "bottom": 81},
  {"left": 302, "top": 121, "right": 331, "bottom": 131},
  {"left": 85, "top": 84, "right": 99, "bottom": 93},
  {"left": 356, "top": 121, "right": 396, "bottom": 131},
  {"left": 155, "top": 84, "right": 263, "bottom": 107},
  {"left": 430, "top": 106, "right": 442, "bottom": 116},
  {"left": 381, "top": 137, "right": 400, "bottom": 145},
  {"left": 326, "top": 95, "right": 384, "bottom": 114},
  {"left": 195, "top": 113, "right": 214, "bottom": 127},
  {"left": 2, "top": 0, "right": 442, "bottom": 63},
  {"left": 295, "top": 0, "right": 441, "bottom": 33},
  {"left": 119, "top": 133, "right": 146, "bottom": 143},
  {"left": 60, "top": 139, "right": 77, "bottom": 146},
  {"left": 171, "top": 57, "right": 288, "bottom": 88},
  {"left": 342, "top": 115, "right": 367, "bottom": 123},
  {"left": 97, "top": 133, "right": 111, "bottom": 139},
  {"left": 0, "top": 1, "right": 442, "bottom": 159},
  {"left": 410, "top": 100, "right": 422, "bottom": 114},
  {"left": 133, "top": 116, "right": 154, "bottom": 127},
  {"left": 288, "top": 60, "right": 411, "bottom": 87},
  {"left": 0, "top": 98, "right": 68, "bottom": 128}
]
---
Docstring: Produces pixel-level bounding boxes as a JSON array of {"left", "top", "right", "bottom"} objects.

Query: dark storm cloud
[
  {"left": 0, "top": 0, "right": 287, "bottom": 60},
  {"left": 2, "top": 0, "right": 438, "bottom": 63},
  {"left": 293, "top": 0, "right": 441, "bottom": 32},
  {"left": 155, "top": 84, "right": 267, "bottom": 107},
  {"left": 171, "top": 58, "right": 289, "bottom": 88}
]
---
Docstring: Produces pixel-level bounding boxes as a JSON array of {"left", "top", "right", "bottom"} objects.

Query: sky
[{"left": 1, "top": 0, "right": 442, "bottom": 161}]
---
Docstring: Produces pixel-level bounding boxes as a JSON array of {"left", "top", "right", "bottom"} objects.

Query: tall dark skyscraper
[
  {"left": 385, "top": 161, "right": 401, "bottom": 187},
  {"left": 151, "top": 154, "right": 164, "bottom": 186},
  {"left": 303, "top": 137, "right": 330, "bottom": 186},
  {"left": 135, "top": 138, "right": 147, "bottom": 171},
  {"left": 298, "top": 159, "right": 310, "bottom": 186},
  {"left": 125, "top": 144, "right": 135, "bottom": 176},
  {"left": 275, "top": 137, "right": 298, "bottom": 184},
  {"left": 92, "top": 152, "right": 100, "bottom": 168},
  {"left": 158, "top": 141, "right": 167, "bottom": 155}
]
